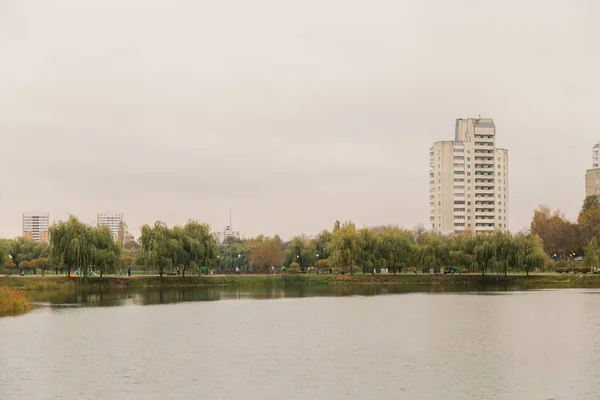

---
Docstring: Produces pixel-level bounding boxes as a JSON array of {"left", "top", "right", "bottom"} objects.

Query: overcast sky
[{"left": 1, "top": 0, "right": 599, "bottom": 240}]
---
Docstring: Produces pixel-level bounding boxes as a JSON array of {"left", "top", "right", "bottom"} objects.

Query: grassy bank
[
  {"left": 4, "top": 273, "right": 600, "bottom": 291},
  {"left": 0, "top": 287, "right": 31, "bottom": 317}
]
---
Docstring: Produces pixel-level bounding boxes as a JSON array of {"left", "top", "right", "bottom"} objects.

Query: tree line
[
  {"left": 0, "top": 214, "right": 552, "bottom": 277},
  {"left": 531, "top": 196, "right": 600, "bottom": 268},
  {"left": 214, "top": 222, "right": 546, "bottom": 276}
]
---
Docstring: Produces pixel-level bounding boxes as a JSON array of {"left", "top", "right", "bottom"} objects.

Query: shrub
[
  {"left": 576, "top": 266, "right": 592, "bottom": 274},
  {"left": 287, "top": 262, "right": 301, "bottom": 274},
  {"left": 545, "top": 259, "right": 555, "bottom": 272},
  {"left": 316, "top": 259, "right": 330, "bottom": 274},
  {"left": 555, "top": 260, "right": 569, "bottom": 273}
]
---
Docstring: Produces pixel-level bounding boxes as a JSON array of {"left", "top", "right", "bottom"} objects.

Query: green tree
[
  {"left": 90, "top": 226, "right": 122, "bottom": 277},
  {"left": 137, "top": 221, "right": 173, "bottom": 277},
  {"left": 579, "top": 196, "right": 600, "bottom": 245},
  {"left": 585, "top": 237, "right": 600, "bottom": 269},
  {"left": 329, "top": 222, "right": 360, "bottom": 274},
  {"left": 49, "top": 216, "right": 95, "bottom": 278}
]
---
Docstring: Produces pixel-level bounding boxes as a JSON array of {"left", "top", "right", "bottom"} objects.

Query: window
[{"left": 467, "top": 157, "right": 471, "bottom": 161}]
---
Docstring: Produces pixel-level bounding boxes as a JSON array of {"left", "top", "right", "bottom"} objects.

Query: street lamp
[
  {"left": 572, "top": 252, "right": 577, "bottom": 274},
  {"left": 316, "top": 253, "right": 319, "bottom": 274}
]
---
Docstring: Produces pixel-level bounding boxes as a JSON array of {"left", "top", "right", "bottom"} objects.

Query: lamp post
[
  {"left": 238, "top": 254, "right": 242, "bottom": 274},
  {"left": 316, "top": 253, "right": 319, "bottom": 274},
  {"left": 572, "top": 252, "right": 577, "bottom": 274}
]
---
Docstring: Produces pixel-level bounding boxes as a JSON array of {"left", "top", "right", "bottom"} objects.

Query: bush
[
  {"left": 287, "top": 262, "right": 301, "bottom": 274},
  {"left": 316, "top": 259, "right": 331, "bottom": 274},
  {"left": 555, "top": 260, "right": 569, "bottom": 273},
  {"left": 545, "top": 259, "right": 555, "bottom": 272},
  {"left": 576, "top": 266, "right": 592, "bottom": 274}
]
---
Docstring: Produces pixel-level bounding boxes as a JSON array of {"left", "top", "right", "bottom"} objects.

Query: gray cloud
[{"left": 1, "top": 0, "right": 599, "bottom": 239}]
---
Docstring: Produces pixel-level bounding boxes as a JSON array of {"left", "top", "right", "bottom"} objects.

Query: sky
[{"left": 1, "top": 0, "right": 599, "bottom": 240}]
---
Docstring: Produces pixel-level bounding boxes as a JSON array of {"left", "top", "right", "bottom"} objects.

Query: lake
[{"left": 1, "top": 286, "right": 600, "bottom": 399}]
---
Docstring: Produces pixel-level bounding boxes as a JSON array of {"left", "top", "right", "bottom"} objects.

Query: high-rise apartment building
[
  {"left": 22, "top": 212, "right": 50, "bottom": 243},
  {"left": 429, "top": 117, "right": 509, "bottom": 235},
  {"left": 585, "top": 143, "right": 600, "bottom": 198},
  {"left": 97, "top": 213, "right": 125, "bottom": 244}
]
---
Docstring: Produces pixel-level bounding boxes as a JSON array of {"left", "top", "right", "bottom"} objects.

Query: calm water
[{"left": 2, "top": 286, "right": 600, "bottom": 399}]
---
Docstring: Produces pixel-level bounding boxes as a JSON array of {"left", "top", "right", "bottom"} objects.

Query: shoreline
[{"left": 3, "top": 273, "right": 600, "bottom": 291}]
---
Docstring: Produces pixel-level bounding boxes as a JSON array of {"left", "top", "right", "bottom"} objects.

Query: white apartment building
[
  {"left": 97, "top": 213, "right": 125, "bottom": 244},
  {"left": 22, "top": 212, "right": 50, "bottom": 243},
  {"left": 429, "top": 117, "right": 509, "bottom": 235},
  {"left": 585, "top": 143, "right": 600, "bottom": 198}
]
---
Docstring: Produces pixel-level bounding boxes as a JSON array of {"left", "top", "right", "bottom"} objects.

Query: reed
[{"left": 0, "top": 286, "right": 31, "bottom": 317}]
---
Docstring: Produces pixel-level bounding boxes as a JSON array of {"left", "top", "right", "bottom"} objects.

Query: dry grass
[{"left": 0, "top": 286, "right": 31, "bottom": 317}]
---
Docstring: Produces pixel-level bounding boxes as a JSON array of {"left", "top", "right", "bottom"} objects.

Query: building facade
[
  {"left": 22, "top": 212, "right": 50, "bottom": 243},
  {"left": 585, "top": 143, "right": 600, "bottom": 198},
  {"left": 97, "top": 213, "right": 125, "bottom": 244},
  {"left": 429, "top": 118, "right": 509, "bottom": 235}
]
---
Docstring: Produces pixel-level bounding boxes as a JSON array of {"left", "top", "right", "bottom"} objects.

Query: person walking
[{"left": 127, "top": 267, "right": 131, "bottom": 277}]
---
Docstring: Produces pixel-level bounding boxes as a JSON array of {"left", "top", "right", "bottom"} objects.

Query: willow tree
[
  {"left": 329, "top": 221, "right": 360, "bottom": 274},
  {"left": 49, "top": 216, "right": 94, "bottom": 277},
  {"left": 138, "top": 221, "right": 172, "bottom": 277},
  {"left": 90, "top": 225, "right": 122, "bottom": 278},
  {"left": 0, "top": 245, "right": 8, "bottom": 273}
]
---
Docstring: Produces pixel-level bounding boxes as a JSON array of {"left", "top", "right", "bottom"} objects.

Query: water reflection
[{"left": 29, "top": 283, "right": 527, "bottom": 309}]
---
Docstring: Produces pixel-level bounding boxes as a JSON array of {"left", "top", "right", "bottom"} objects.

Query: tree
[
  {"left": 29, "top": 258, "right": 52, "bottom": 276},
  {"left": 250, "top": 239, "right": 284, "bottom": 273},
  {"left": 585, "top": 237, "right": 600, "bottom": 269},
  {"left": 578, "top": 196, "right": 600, "bottom": 245},
  {"left": 49, "top": 216, "right": 95, "bottom": 278},
  {"left": 137, "top": 220, "right": 217, "bottom": 277},
  {"left": 376, "top": 227, "right": 414, "bottom": 275},
  {"left": 137, "top": 221, "right": 173, "bottom": 277},
  {"left": 90, "top": 226, "right": 121, "bottom": 278},
  {"left": 0, "top": 245, "right": 8, "bottom": 274},
  {"left": 329, "top": 222, "right": 360, "bottom": 274},
  {"left": 531, "top": 205, "right": 580, "bottom": 259},
  {"left": 20, "top": 260, "right": 31, "bottom": 274}
]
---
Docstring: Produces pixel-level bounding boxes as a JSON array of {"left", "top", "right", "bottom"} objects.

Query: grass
[{"left": 0, "top": 286, "right": 31, "bottom": 317}]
